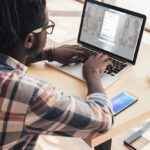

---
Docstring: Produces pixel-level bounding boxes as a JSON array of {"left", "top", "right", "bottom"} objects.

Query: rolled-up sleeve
[{"left": 25, "top": 83, "right": 114, "bottom": 139}]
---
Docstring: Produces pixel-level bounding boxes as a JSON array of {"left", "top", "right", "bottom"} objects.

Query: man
[{"left": 0, "top": 0, "right": 113, "bottom": 149}]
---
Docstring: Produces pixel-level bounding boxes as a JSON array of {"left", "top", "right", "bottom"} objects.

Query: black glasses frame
[{"left": 32, "top": 19, "right": 55, "bottom": 34}]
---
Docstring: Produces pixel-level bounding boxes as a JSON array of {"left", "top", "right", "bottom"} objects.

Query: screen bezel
[
  {"left": 77, "top": 0, "right": 146, "bottom": 65},
  {"left": 111, "top": 92, "right": 138, "bottom": 116}
]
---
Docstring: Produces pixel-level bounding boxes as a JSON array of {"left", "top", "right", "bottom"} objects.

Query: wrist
[
  {"left": 84, "top": 70, "right": 99, "bottom": 82},
  {"left": 43, "top": 47, "right": 55, "bottom": 62},
  {"left": 86, "top": 73, "right": 99, "bottom": 86},
  {"left": 85, "top": 72, "right": 105, "bottom": 95}
]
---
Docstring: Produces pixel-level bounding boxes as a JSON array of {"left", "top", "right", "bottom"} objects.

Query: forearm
[
  {"left": 26, "top": 83, "right": 113, "bottom": 139},
  {"left": 56, "top": 93, "right": 113, "bottom": 138},
  {"left": 86, "top": 72, "right": 105, "bottom": 95}
]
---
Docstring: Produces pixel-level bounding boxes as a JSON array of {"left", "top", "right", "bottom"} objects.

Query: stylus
[{"left": 124, "top": 122, "right": 150, "bottom": 145}]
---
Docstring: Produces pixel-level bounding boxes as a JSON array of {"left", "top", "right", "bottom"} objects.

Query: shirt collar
[{"left": 0, "top": 53, "right": 28, "bottom": 73}]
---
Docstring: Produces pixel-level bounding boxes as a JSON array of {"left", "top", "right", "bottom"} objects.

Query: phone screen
[{"left": 111, "top": 92, "right": 137, "bottom": 115}]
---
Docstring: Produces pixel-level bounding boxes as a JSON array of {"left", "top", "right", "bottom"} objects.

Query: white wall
[
  {"left": 116, "top": 0, "right": 150, "bottom": 26},
  {"left": 102, "top": 0, "right": 116, "bottom": 5}
]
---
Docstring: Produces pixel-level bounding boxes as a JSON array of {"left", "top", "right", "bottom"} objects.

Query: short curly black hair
[{"left": 0, "top": 0, "right": 46, "bottom": 52}]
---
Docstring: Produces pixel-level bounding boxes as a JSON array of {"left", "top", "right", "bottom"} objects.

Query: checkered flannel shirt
[{"left": 0, "top": 54, "right": 113, "bottom": 150}]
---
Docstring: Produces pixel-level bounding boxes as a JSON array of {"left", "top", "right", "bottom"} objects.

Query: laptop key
[
  {"left": 85, "top": 50, "right": 128, "bottom": 76},
  {"left": 105, "top": 58, "right": 128, "bottom": 76}
]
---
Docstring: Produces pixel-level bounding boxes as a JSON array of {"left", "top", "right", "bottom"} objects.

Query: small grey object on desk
[{"left": 145, "top": 24, "right": 150, "bottom": 32}]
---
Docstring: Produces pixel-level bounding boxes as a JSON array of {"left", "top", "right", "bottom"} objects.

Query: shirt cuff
[{"left": 87, "top": 93, "right": 113, "bottom": 112}]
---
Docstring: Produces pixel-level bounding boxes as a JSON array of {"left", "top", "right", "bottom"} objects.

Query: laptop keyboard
[
  {"left": 105, "top": 58, "right": 127, "bottom": 76},
  {"left": 85, "top": 50, "right": 128, "bottom": 76}
]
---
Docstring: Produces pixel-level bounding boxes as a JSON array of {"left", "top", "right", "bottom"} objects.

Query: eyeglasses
[{"left": 32, "top": 19, "right": 55, "bottom": 34}]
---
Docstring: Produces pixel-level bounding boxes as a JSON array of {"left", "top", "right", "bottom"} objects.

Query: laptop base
[{"left": 46, "top": 61, "right": 131, "bottom": 89}]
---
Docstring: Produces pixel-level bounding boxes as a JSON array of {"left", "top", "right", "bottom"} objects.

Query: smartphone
[{"left": 111, "top": 92, "right": 138, "bottom": 116}]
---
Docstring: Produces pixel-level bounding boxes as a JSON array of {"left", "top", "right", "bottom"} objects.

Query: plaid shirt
[{"left": 0, "top": 54, "right": 113, "bottom": 150}]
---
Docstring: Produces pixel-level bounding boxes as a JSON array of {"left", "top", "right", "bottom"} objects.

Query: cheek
[
  {"left": 41, "top": 31, "right": 47, "bottom": 48},
  {"left": 28, "top": 33, "right": 47, "bottom": 56},
  {"left": 30, "top": 32, "right": 47, "bottom": 56}
]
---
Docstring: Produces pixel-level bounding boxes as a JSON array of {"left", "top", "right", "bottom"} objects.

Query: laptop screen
[{"left": 78, "top": 0, "right": 146, "bottom": 64}]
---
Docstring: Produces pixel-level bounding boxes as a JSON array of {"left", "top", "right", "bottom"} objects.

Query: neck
[{"left": 4, "top": 45, "right": 27, "bottom": 64}]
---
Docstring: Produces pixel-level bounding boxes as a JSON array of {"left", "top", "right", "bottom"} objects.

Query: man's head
[{"left": 0, "top": 0, "right": 48, "bottom": 58}]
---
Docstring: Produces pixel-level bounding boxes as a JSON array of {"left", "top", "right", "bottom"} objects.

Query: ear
[{"left": 24, "top": 33, "right": 35, "bottom": 49}]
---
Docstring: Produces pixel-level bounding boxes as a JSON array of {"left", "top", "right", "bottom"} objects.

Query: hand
[
  {"left": 83, "top": 53, "right": 112, "bottom": 81},
  {"left": 83, "top": 53, "right": 112, "bottom": 94},
  {"left": 46, "top": 45, "right": 88, "bottom": 65}
]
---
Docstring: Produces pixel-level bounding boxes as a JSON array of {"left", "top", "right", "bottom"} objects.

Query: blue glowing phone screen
[{"left": 111, "top": 92, "right": 136, "bottom": 114}]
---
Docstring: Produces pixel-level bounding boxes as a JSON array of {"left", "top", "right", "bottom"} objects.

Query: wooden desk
[{"left": 28, "top": 42, "right": 150, "bottom": 148}]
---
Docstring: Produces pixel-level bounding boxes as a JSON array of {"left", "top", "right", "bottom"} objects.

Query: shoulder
[
  {"left": 14, "top": 73, "right": 55, "bottom": 104},
  {"left": 21, "top": 74, "right": 54, "bottom": 94}
]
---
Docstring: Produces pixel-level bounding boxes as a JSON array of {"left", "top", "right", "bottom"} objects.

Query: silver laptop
[{"left": 47, "top": 0, "right": 146, "bottom": 89}]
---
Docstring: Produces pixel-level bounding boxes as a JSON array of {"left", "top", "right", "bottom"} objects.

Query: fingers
[
  {"left": 72, "top": 50, "right": 89, "bottom": 61},
  {"left": 69, "top": 45, "right": 84, "bottom": 50},
  {"left": 62, "top": 44, "right": 88, "bottom": 57},
  {"left": 95, "top": 53, "right": 108, "bottom": 60},
  {"left": 74, "top": 50, "right": 87, "bottom": 55},
  {"left": 90, "top": 53, "right": 113, "bottom": 67},
  {"left": 69, "top": 55, "right": 87, "bottom": 64},
  {"left": 64, "top": 44, "right": 88, "bottom": 52},
  {"left": 106, "top": 59, "right": 113, "bottom": 65},
  {"left": 69, "top": 57, "right": 86, "bottom": 64},
  {"left": 62, "top": 44, "right": 82, "bottom": 49},
  {"left": 96, "top": 53, "right": 111, "bottom": 61}
]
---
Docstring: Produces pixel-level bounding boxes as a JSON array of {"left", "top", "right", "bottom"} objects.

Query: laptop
[{"left": 47, "top": 0, "right": 146, "bottom": 89}]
